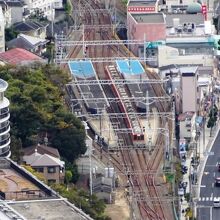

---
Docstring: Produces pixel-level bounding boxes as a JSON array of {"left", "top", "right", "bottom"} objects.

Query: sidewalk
[{"left": 179, "top": 120, "right": 220, "bottom": 220}]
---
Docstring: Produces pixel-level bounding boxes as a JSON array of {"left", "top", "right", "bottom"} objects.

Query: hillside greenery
[
  {"left": 0, "top": 64, "right": 86, "bottom": 162},
  {"left": 52, "top": 184, "right": 111, "bottom": 220}
]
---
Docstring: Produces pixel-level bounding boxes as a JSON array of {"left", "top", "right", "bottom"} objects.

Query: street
[{"left": 198, "top": 130, "right": 220, "bottom": 220}]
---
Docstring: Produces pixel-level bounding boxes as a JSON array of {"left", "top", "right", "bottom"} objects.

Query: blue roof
[
  {"left": 68, "top": 61, "right": 95, "bottom": 78},
  {"left": 116, "top": 60, "right": 145, "bottom": 75}
]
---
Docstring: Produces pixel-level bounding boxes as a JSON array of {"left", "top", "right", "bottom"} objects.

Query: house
[
  {"left": 22, "top": 144, "right": 65, "bottom": 184},
  {"left": 0, "top": 48, "right": 45, "bottom": 65},
  {"left": 7, "top": 33, "right": 49, "bottom": 55},
  {"left": 13, "top": 21, "right": 48, "bottom": 39}
]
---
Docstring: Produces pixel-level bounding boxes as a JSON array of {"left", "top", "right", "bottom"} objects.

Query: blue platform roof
[
  {"left": 116, "top": 60, "right": 145, "bottom": 75},
  {"left": 68, "top": 61, "right": 96, "bottom": 78}
]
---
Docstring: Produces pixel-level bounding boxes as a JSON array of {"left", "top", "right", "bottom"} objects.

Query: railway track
[{"left": 66, "top": 1, "right": 173, "bottom": 219}]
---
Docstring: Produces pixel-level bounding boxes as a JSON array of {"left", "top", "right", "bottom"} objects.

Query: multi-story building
[
  {"left": 180, "top": 66, "right": 199, "bottom": 114},
  {"left": 23, "top": 0, "right": 62, "bottom": 21},
  {"left": 0, "top": 79, "right": 10, "bottom": 157},
  {"left": 0, "top": 6, "right": 5, "bottom": 52}
]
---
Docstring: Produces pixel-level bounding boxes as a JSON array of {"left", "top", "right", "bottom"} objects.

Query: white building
[
  {"left": 0, "top": 79, "right": 10, "bottom": 157},
  {"left": 0, "top": 6, "right": 5, "bottom": 53},
  {"left": 23, "top": 0, "right": 62, "bottom": 21}
]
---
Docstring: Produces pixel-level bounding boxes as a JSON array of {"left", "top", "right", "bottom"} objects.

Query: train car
[{"left": 105, "top": 66, "right": 146, "bottom": 148}]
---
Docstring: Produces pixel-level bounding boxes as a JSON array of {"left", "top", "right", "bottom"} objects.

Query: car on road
[
  {"left": 213, "top": 198, "right": 220, "bottom": 208},
  {"left": 215, "top": 177, "right": 220, "bottom": 186},
  {"left": 218, "top": 163, "right": 220, "bottom": 172}
]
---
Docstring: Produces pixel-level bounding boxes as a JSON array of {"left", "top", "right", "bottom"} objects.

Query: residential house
[
  {"left": 0, "top": 48, "right": 45, "bottom": 65},
  {"left": 6, "top": 33, "right": 49, "bottom": 55},
  {"left": 22, "top": 144, "right": 65, "bottom": 184},
  {"left": 13, "top": 21, "right": 48, "bottom": 39}
]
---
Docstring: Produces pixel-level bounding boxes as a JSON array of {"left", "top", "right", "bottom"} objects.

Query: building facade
[
  {"left": 0, "top": 79, "right": 10, "bottom": 157},
  {"left": 0, "top": 6, "right": 5, "bottom": 52},
  {"left": 180, "top": 67, "right": 199, "bottom": 113}
]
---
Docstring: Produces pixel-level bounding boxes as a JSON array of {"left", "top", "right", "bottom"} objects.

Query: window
[
  {"left": 47, "top": 167, "right": 56, "bottom": 173},
  {"left": 35, "top": 167, "right": 44, "bottom": 173}
]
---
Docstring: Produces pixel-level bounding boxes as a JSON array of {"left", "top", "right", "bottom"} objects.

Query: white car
[{"left": 213, "top": 198, "right": 220, "bottom": 208}]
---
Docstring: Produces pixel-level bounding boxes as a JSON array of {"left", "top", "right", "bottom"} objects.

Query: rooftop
[
  {"left": 128, "top": 0, "right": 157, "bottom": 6},
  {"left": 132, "top": 13, "right": 165, "bottom": 23},
  {"left": 0, "top": 48, "right": 43, "bottom": 65},
  {"left": 13, "top": 21, "right": 47, "bottom": 32},
  {"left": 23, "top": 144, "right": 60, "bottom": 158},
  {"left": 8, "top": 199, "right": 92, "bottom": 220},
  {"left": 165, "top": 13, "right": 204, "bottom": 27}
]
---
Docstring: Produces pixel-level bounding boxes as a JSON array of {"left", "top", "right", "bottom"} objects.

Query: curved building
[{"left": 0, "top": 79, "right": 10, "bottom": 157}]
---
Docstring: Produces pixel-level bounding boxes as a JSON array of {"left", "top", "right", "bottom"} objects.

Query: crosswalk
[{"left": 198, "top": 197, "right": 220, "bottom": 202}]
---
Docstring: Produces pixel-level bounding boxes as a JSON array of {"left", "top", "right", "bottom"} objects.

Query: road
[{"left": 197, "top": 130, "right": 220, "bottom": 220}]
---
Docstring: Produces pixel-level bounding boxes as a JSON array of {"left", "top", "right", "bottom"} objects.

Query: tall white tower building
[{"left": 0, "top": 79, "right": 10, "bottom": 157}]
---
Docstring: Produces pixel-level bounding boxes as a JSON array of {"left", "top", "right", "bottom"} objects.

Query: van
[{"left": 213, "top": 198, "right": 220, "bottom": 208}]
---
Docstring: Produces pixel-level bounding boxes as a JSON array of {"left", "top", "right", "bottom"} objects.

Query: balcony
[
  {"left": 0, "top": 135, "right": 10, "bottom": 149},
  {"left": 0, "top": 145, "right": 10, "bottom": 157},
  {"left": 0, "top": 122, "right": 10, "bottom": 134}
]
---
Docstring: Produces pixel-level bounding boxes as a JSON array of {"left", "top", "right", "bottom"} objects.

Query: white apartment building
[
  {"left": 0, "top": 79, "right": 10, "bottom": 157},
  {"left": 23, "top": 0, "right": 62, "bottom": 21},
  {"left": 0, "top": 6, "right": 5, "bottom": 52}
]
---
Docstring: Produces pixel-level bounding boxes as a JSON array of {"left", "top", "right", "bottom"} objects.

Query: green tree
[
  {"left": 5, "top": 27, "right": 19, "bottom": 42},
  {"left": 0, "top": 65, "right": 86, "bottom": 163},
  {"left": 65, "top": 170, "right": 73, "bottom": 186},
  {"left": 207, "top": 104, "right": 218, "bottom": 136}
]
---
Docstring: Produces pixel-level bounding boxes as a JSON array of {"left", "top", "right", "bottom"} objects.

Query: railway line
[{"left": 66, "top": 0, "right": 173, "bottom": 219}]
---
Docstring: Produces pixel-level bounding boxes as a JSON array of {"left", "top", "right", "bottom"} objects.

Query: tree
[
  {"left": 5, "top": 27, "right": 19, "bottom": 42},
  {"left": 207, "top": 104, "right": 218, "bottom": 136},
  {"left": 65, "top": 170, "right": 73, "bottom": 186},
  {"left": 0, "top": 65, "right": 86, "bottom": 163}
]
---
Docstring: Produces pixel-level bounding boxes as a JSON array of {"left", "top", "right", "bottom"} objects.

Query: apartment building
[
  {"left": 0, "top": 6, "right": 5, "bottom": 52},
  {"left": 23, "top": 0, "right": 62, "bottom": 21},
  {"left": 0, "top": 79, "right": 10, "bottom": 157}
]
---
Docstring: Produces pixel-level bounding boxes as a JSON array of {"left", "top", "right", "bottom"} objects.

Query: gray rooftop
[
  {"left": 128, "top": 0, "right": 156, "bottom": 6},
  {"left": 8, "top": 199, "right": 92, "bottom": 220},
  {"left": 132, "top": 13, "right": 165, "bottom": 23},
  {"left": 165, "top": 13, "right": 204, "bottom": 27}
]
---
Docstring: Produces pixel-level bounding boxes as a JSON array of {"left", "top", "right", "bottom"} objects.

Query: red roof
[{"left": 0, "top": 48, "right": 43, "bottom": 65}]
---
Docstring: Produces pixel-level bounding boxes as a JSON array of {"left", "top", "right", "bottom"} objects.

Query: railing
[
  {"left": 0, "top": 136, "right": 10, "bottom": 146},
  {"left": 0, "top": 123, "right": 9, "bottom": 134}
]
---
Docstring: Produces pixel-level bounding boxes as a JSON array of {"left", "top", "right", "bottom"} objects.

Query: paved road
[{"left": 197, "top": 130, "right": 220, "bottom": 220}]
